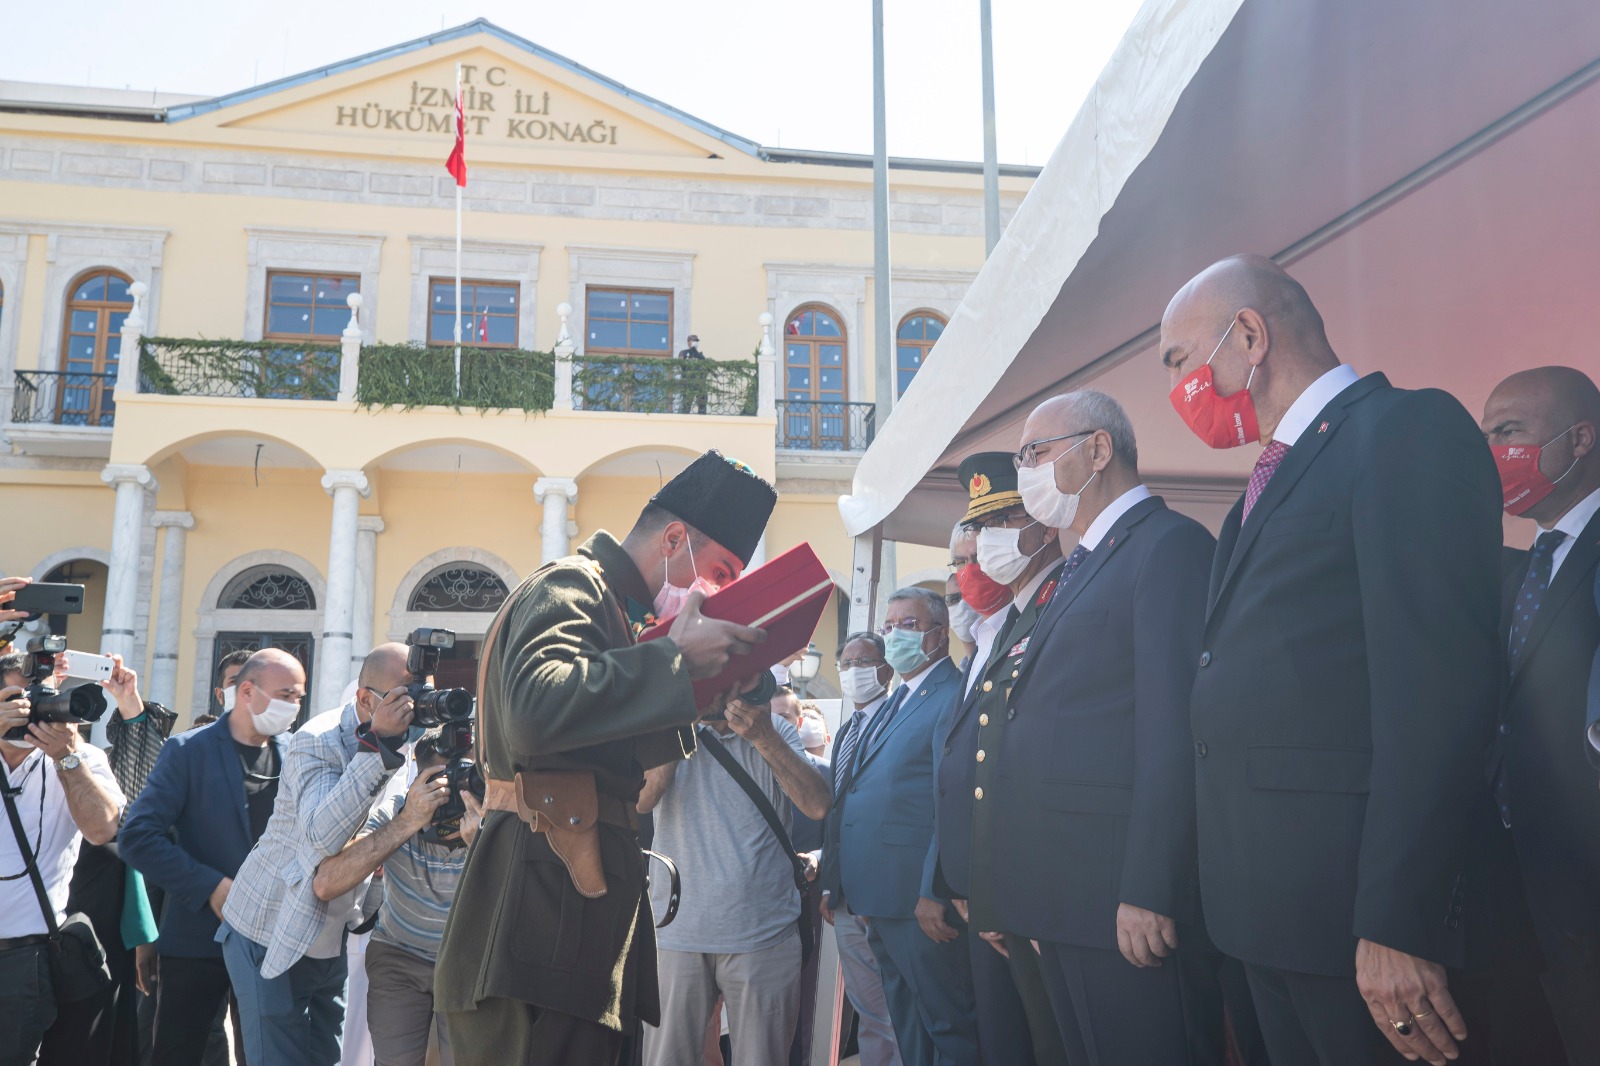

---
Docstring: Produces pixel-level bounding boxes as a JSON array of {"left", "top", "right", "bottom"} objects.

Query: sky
[{"left": 2, "top": 0, "right": 1147, "bottom": 165}]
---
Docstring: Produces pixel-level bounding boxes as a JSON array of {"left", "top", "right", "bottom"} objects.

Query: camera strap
[
  {"left": 694, "top": 728, "right": 814, "bottom": 962},
  {"left": 0, "top": 758, "right": 64, "bottom": 943}
]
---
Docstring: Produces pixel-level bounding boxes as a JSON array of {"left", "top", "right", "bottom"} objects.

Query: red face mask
[
  {"left": 1169, "top": 320, "right": 1261, "bottom": 449},
  {"left": 1493, "top": 426, "right": 1578, "bottom": 516},
  {"left": 956, "top": 562, "right": 1011, "bottom": 617}
]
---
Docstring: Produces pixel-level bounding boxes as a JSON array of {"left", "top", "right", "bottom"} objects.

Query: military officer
[
  {"left": 436, "top": 451, "right": 777, "bottom": 1065},
  {"left": 924, "top": 452, "right": 1068, "bottom": 1066}
]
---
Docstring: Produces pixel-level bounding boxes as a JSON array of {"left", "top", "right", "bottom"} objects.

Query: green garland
[
  {"left": 571, "top": 353, "right": 757, "bottom": 416},
  {"left": 356, "top": 343, "right": 554, "bottom": 413},
  {"left": 139, "top": 336, "right": 341, "bottom": 401}
]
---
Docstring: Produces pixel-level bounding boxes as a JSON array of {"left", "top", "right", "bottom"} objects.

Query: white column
[
  {"left": 113, "top": 282, "right": 148, "bottom": 396},
  {"left": 337, "top": 293, "right": 363, "bottom": 403},
  {"left": 148, "top": 510, "right": 194, "bottom": 710},
  {"left": 99, "top": 463, "right": 157, "bottom": 747},
  {"left": 552, "top": 302, "right": 575, "bottom": 411},
  {"left": 317, "top": 469, "right": 370, "bottom": 711},
  {"left": 757, "top": 312, "right": 777, "bottom": 418},
  {"left": 351, "top": 516, "right": 384, "bottom": 672},
  {"left": 534, "top": 477, "right": 579, "bottom": 563}
]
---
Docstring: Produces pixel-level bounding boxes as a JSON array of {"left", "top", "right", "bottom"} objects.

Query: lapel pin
[{"left": 1317, "top": 421, "right": 1329, "bottom": 433}]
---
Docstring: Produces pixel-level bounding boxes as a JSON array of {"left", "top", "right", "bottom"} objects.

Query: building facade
[{"left": 0, "top": 20, "right": 1035, "bottom": 719}]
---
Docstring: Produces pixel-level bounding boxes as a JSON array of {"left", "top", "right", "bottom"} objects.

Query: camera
[
  {"left": 24, "top": 635, "right": 67, "bottom": 682},
  {"left": 3, "top": 682, "right": 108, "bottom": 742},
  {"left": 700, "top": 669, "right": 778, "bottom": 722},
  {"left": 404, "top": 628, "right": 475, "bottom": 726}
]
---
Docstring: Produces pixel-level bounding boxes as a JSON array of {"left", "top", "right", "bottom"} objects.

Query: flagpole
[{"left": 453, "top": 62, "right": 463, "bottom": 398}]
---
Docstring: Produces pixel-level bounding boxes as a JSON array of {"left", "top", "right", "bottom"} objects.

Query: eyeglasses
[
  {"left": 974, "top": 508, "right": 1031, "bottom": 531},
  {"left": 1013, "top": 430, "right": 1092, "bottom": 470},
  {"left": 943, "top": 592, "right": 963, "bottom": 607},
  {"left": 837, "top": 658, "right": 885, "bottom": 670},
  {"left": 878, "top": 620, "right": 941, "bottom": 636},
  {"left": 946, "top": 557, "right": 974, "bottom": 572}
]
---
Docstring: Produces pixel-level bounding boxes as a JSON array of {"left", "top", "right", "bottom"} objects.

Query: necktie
[
  {"left": 1243, "top": 440, "right": 1292, "bottom": 522},
  {"left": 1048, "top": 545, "right": 1092, "bottom": 603},
  {"left": 1507, "top": 530, "right": 1567, "bottom": 675},
  {"left": 862, "top": 685, "right": 910, "bottom": 760},
  {"left": 832, "top": 709, "right": 867, "bottom": 787}
]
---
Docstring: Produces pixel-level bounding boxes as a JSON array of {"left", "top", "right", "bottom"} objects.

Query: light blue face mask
[
  {"left": 406, "top": 723, "right": 428, "bottom": 746},
  {"left": 884, "top": 626, "right": 934, "bottom": 675}
]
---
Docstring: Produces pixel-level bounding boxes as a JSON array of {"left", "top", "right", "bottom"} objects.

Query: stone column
[
  {"left": 99, "top": 463, "right": 157, "bottom": 747},
  {"left": 552, "top": 303, "right": 575, "bottom": 411},
  {"left": 352, "top": 516, "right": 384, "bottom": 672},
  {"left": 148, "top": 511, "right": 194, "bottom": 710},
  {"left": 337, "top": 293, "right": 363, "bottom": 403},
  {"left": 113, "top": 282, "right": 148, "bottom": 396},
  {"left": 316, "top": 469, "right": 370, "bottom": 711},
  {"left": 534, "top": 477, "right": 579, "bottom": 563}
]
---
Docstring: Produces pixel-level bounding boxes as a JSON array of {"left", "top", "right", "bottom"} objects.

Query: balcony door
[
  {"left": 58, "top": 269, "right": 131, "bottom": 427},
  {"left": 783, "top": 305, "right": 849, "bottom": 450}
]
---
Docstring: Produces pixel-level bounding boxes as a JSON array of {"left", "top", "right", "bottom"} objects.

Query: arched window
[
  {"left": 783, "top": 305, "right": 849, "bottom": 449},
  {"left": 896, "top": 311, "right": 946, "bottom": 397},
  {"left": 407, "top": 565, "right": 510, "bottom": 613},
  {"left": 220, "top": 566, "right": 318, "bottom": 611},
  {"left": 59, "top": 269, "right": 131, "bottom": 427}
]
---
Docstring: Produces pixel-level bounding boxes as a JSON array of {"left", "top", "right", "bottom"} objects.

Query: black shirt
[{"left": 233, "top": 740, "right": 280, "bottom": 844}]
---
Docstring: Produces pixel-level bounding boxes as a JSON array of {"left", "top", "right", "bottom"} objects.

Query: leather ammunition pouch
[{"left": 484, "top": 770, "right": 638, "bottom": 899}]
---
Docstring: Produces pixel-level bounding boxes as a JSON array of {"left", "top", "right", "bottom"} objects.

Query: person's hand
[
  {"left": 458, "top": 790, "right": 484, "bottom": 847},
  {"left": 725, "top": 685, "right": 780, "bottom": 746},
  {"left": 820, "top": 893, "right": 835, "bottom": 926},
  {"left": 951, "top": 898, "right": 970, "bottom": 922},
  {"left": 398, "top": 771, "right": 453, "bottom": 832},
  {"left": 915, "top": 897, "right": 959, "bottom": 943},
  {"left": 799, "top": 852, "right": 819, "bottom": 882},
  {"left": 668, "top": 591, "right": 765, "bottom": 680},
  {"left": 368, "top": 685, "right": 415, "bottom": 739},
  {"left": 135, "top": 943, "right": 159, "bottom": 996},
  {"left": 103, "top": 654, "right": 143, "bottom": 716},
  {"left": 208, "top": 877, "right": 233, "bottom": 921},
  {"left": 1356, "top": 938, "right": 1466, "bottom": 1065},
  {"left": 978, "top": 930, "right": 1010, "bottom": 958},
  {"left": 0, "top": 686, "right": 30, "bottom": 737},
  {"left": 0, "top": 577, "right": 31, "bottom": 624},
  {"left": 28, "top": 721, "right": 79, "bottom": 762},
  {"left": 1116, "top": 903, "right": 1179, "bottom": 968}
]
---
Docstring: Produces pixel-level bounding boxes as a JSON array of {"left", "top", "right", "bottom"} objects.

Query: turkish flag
[{"left": 444, "top": 85, "right": 467, "bottom": 187}]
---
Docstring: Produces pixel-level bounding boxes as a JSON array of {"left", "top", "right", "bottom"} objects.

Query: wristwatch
[{"left": 56, "top": 752, "right": 82, "bottom": 772}]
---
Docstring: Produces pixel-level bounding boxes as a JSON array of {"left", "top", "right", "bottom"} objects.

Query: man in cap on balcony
[{"left": 436, "top": 450, "right": 778, "bottom": 1066}]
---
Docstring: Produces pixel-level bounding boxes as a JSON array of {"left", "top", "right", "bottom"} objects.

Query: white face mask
[
  {"left": 1017, "top": 436, "right": 1096, "bottom": 530},
  {"left": 797, "top": 717, "right": 827, "bottom": 750},
  {"left": 652, "top": 538, "right": 719, "bottom": 618},
  {"left": 839, "top": 666, "right": 887, "bottom": 705},
  {"left": 976, "top": 522, "right": 1046, "bottom": 586},
  {"left": 220, "top": 685, "right": 236, "bottom": 713},
  {"left": 252, "top": 696, "right": 299, "bottom": 737},
  {"left": 5, "top": 739, "right": 34, "bottom": 750},
  {"left": 948, "top": 599, "right": 979, "bottom": 642}
]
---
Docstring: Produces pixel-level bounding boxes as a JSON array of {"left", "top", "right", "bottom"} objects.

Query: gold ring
[
  {"left": 1390, "top": 1018, "right": 1414, "bottom": 1037},
  {"left": 1413, "top": 1010, "right": 1435, "bottom": 1021}
]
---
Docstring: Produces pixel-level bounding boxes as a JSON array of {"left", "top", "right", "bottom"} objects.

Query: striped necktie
[{"left": 832, "top": 708, "right": 868, "bottom": 787}]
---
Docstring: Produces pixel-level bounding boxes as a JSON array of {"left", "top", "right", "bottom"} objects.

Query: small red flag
[
  {"left": 478, "top": 311, "right": 488, "bottom": 343},
  {"left": 445, "top": 82, "right": 467, "bottom": 187}
]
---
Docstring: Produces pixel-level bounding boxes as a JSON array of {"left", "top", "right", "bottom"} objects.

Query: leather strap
[{"left": 482, "top": 777, "right": 638, "bottom": 831}]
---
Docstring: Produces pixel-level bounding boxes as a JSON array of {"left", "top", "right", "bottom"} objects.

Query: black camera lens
[
  {"left": 3, "top": 683, "right": 108, "bottom": 741},
  {"left": 414, "top": 686, "right": 474, "bottom": 725}
]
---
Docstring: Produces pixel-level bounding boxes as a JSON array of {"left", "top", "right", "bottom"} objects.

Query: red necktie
[{"left": 1243, "top": 440, "right": 1291, "bottom": 522}]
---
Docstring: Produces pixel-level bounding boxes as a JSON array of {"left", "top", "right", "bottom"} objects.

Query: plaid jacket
[{"left": 220, "top": 700, "right": 405, "bottom": 978}]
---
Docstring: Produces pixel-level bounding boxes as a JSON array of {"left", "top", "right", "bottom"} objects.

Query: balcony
[
  {"left": 3, "top": 369, "right": 118, "bottom": 458},
  {"left": 572, "top": 355, "right": 756, "bottom": 416},
  {"left": 356, "top": 344, "right": 555, "bottom": 412},
  {"left": 776, "top": 399, "right": 876, "bottom": 452},
  {"left": 139, "top": 337, "right": 342, "bottom": 401}
]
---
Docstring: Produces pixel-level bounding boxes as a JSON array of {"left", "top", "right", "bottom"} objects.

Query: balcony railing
[
  {"left": 776, "top": 399, "right": 876, "bottom": 452},
  {"left": 139, "top": 337, "right": 342, "bottom": 401},
  {"left": 356, "top": 344, "right": 555, "bottom": 412},
  {"left": 572, "top": 355, "right": 757, "bottom": 415},
  {"left": 11, "top": 369, "right": 117, "bottom": 427}
]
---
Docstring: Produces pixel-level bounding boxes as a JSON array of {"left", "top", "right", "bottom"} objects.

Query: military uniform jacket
[{"left": 435, "top": 531, "right": 699, "bottom": 1031}]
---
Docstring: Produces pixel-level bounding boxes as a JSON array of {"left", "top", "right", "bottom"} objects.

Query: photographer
[
  {"left": 311, "top": 728, "right": 483, "bottom": 1066},
  {"left": 0, "top": 576, "right": 127, "bottom": 1066}
]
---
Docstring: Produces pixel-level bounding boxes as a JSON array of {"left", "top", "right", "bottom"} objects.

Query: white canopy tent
[{"left": 837, "top": 0, "right": 1600, "bottom": 627}]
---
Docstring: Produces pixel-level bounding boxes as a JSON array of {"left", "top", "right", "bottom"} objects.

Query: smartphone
[
  {"left": 60, "top": 650, "right": 116, "bottom": 683},
  {"left": 11, "top": 583, "right": 86, "bottom": 617}
]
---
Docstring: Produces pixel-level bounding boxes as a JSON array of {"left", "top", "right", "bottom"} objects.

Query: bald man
[
  {"left": 219, "top": 644, "right": 417, "bottom": 1066},
  {"left": 1479, "top": 367, "right": 1600, "bottom": 1061},
  {"left": 1161, "top": 255, "right": 1503, "bottom": 1066}
]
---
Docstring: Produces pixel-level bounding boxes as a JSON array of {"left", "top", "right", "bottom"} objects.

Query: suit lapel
[
  {"left": 213, "top": 715, "right": 251, "bottom": 841},
  {"left": 1508, "top": 510, "right": 1600, "bottom": 693},
  {"left": 857, "top": 660, "right": 956, "bottom": 774},
  {"left": 940, "top": 601, "right": 1027, "bottom": 746}
]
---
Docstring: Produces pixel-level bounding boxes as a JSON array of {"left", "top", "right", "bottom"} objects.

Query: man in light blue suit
[{"left": 824, "top": 586, "right": 979, "bottom": 1066}]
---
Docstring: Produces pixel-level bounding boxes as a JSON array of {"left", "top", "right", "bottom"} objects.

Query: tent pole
[
  {"left": 980, "top": 0, "right": 1000, "bottom": 255},
  {"left": 848, "top": 529, "right": 884, "bottom": 637}
]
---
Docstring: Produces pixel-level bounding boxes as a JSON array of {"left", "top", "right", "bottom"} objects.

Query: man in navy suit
[
  {"left": 121, "top": 650, "right": 300, "bottom": 1066},
  {"left": 825, "top": 587, "right": 979, "bottom": 1066},
  {"left": 1479, "top": 366, "right": 1600, "bottom": 1061},
  {"left": 1162, "top": 256, "right": 1503, "bottom": 1066},
  {"left": 990, "top": 389, "right": 1220, "bottom": 1064}
]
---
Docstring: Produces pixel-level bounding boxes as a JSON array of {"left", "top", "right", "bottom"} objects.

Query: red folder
[{"left": 638, "top": 543, "right": 834, "bottom": 707}]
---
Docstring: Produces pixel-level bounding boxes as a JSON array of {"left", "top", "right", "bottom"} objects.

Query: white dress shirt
[
  {"left": 1545, "top": 484, "right": 1600, "bottom": 580},
  {"left": 1273, "top": 364, "right": 1361, "bottom": 446},
  {"left": 1081, "top": 484, "right": 1153, "bottom": 551},
  {"left": 966, "top": 609, "right": 1008, "bottom": 696}
]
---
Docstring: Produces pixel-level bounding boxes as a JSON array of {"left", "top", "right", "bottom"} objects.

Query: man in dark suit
[
  {"left": 1479, "top": 366, "right": 1600, "bottom": 1061},
  {"left": 120, "top": 660, "right": 294, "bottom": 1066},
  {"left": 988, "top": 389, "right": 1220, "bottom": 1064},
  {"left": 1161, "top": 255, "right": 1503, "bottom": 1066},
  {"left": 926, "top": 452, "right": 1068, "bottom": 1066},
  {"left": 825, "top": 587, "right": 978, "bottom": 1066}
]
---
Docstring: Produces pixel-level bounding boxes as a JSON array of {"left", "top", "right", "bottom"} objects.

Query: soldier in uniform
[
  {"left": 436, "top": 450, "right": 777, "bottom": 1065},
  {"left": 925, "top": 452, "right": 1068, "bottom": 1066}
]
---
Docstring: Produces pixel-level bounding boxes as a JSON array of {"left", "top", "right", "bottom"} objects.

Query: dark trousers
[
  {"left": 967, "top": 933, "right": 1045, "bottom": 1066},
  {"left": 1539, "top": 961, "right": 1600, "bottom": 1064},
  {"left": 1037, "top": 940, "right": 1214, "bottom": 1066},
  {"left": 445, "top": 997, "right": 623, "bottom": 1065},
  {"left": 0, "top": 941, "right": 54, "bottom": 1066},
  {"left": 866, "top": 916, "right": 980, "bottom": 1066},
  {"left": 154, "top": 955, "right": 244, "bottom": 1066},
  {"left": 46, "top": 843, "right": 137, "bottom": 1066},
  {"left": 788, "top": 891, "right": 824, "bottom": 1066}
]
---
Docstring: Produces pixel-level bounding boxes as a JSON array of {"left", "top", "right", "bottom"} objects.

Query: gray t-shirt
[{"left": 649, "top": 715, "right": 810, "bottom": 954}]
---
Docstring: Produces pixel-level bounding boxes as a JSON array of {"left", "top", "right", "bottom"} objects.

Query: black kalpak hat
[
  {"left": 649, "top": 451, "right": 777, "bottom": 566},
  {"left": 957, "top": 451, "right": 1023, "bottom": 524}
]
